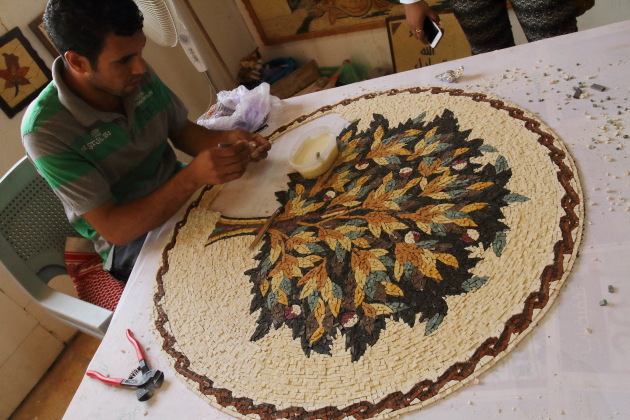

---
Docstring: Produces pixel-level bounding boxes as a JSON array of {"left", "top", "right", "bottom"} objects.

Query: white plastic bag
[{"left": 197, "top": 83, "right": 279, "bottom": 132}]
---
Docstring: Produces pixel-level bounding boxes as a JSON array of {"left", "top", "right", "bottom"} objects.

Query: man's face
[{"left": 86, "top": 30, "right": 147, "bottom": 98}]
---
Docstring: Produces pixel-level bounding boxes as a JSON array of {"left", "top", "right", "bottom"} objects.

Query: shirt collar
[{"left": 52, "top": 57, "right": 138, "bottom": 127}]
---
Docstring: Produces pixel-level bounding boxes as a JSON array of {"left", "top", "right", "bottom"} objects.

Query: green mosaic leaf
[
  {"left": 412, "top": 112, "right": 427, "bottom": 123},
  {"left": 479, "top": 144, "right": 498, "bottom": 152},
  {"left": 307, "top": 291, "right": 319, "bottom": 311},
  {"left": 364, "top": 276, "right": 377, "bottom": 299},
  {"left": 267, "top": 290, "right": 278, "bottom": 308},
  {"left": 461, "top": 276, "right": 490, "bottom": 292},
  {"left": 492, "top": 230, "right": 507, "bottom": 257},
  {"left": 425, "top": 313, "right": 445, "bottom": 336},
  {"left": 386, "top": 302, "right": 408, "bottom": 312},
  {"left": 503, "top": 192, "right": 530, "bottom": 203},
  {"left": 495, "top": 155, "right": 509, "bottom": 173},
  {"left": 279, "top": 277, "right": 292, "bottom": 295}
]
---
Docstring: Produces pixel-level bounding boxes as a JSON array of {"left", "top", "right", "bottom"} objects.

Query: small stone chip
[
  {"left": 573, "top": 88, "right": 583, "bottom": 99},
  {"left": 591, "top": 84, "right": 607, "bottom": 92},
  {"left": 608, "top": 285, "right": 615, "bottom": 293},
  {"left": 599, "top": 299, "right": 608, "bottom": 306}
]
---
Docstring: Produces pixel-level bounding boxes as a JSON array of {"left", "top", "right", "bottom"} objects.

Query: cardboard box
[{"left": 270, "top": 60, "right": 320, "bottom": 99}]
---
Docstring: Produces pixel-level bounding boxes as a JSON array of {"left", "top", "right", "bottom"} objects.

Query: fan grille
[{"left": 135, "top": 0, "right": 178, "bottom": 47}]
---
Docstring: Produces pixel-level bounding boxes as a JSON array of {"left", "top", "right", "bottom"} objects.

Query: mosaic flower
[{"left": 244, "top": 110, "right": 529, "bottom": 361}]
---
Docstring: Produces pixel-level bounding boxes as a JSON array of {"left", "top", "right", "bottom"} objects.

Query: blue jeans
[{"left": 104, "top": 234, "right": 147, "bottom": 282}]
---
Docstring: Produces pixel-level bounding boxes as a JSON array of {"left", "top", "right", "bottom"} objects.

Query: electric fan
[{"left": 134, "top": 0, "right": 235, "bottom": 96}]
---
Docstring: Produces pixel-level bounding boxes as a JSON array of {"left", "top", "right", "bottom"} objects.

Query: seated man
[{"left": 22, "top": 0, "right": 270, "bottom": 281}]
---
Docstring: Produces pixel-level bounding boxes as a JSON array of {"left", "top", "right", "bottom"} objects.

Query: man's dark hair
[{"left": 44, "top": 0, "right": 144, "bottom": 68}]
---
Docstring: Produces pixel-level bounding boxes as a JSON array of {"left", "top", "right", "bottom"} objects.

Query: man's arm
[{"left": 83, "top": 121, "right": 270, "bottom": 245}]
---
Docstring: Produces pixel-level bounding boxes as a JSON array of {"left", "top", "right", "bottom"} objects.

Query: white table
[{"left": 64, "top": 21, "right": 630, "bottom": 419}]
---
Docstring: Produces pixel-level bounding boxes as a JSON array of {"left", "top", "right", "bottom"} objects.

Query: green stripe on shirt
[
  {"left": 21, "top": 82, "right": 63, "bottom": 135},
  {"left": 131, "top": 78, "right": 173, "bottom": 133},
  {"left": 33, "top": 152, "right": 94, "bottom": 189},
  {"left": 111, "top": 141, "right": 170, "bottom": 202}
]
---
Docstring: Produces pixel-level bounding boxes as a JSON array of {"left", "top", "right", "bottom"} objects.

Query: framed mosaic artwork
[
  {"left": 0, "top": 27, "right": 52, "bottom": 119},
  {"left": 153, "top": 86, "right": 584, "bottom": 418},
  {"left": 240, "top": 0, "right": 453, "bottom": 45},
  {"left": 28, "top": 13, "right": 60, "bottom": 59},
  {"left": 386, "top": 14, "right": 471, "bottom": 72}
]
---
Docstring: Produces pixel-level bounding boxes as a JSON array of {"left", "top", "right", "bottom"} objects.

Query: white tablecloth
[{"left": 64, "top": 21, "right": 630, "bottom": 420}]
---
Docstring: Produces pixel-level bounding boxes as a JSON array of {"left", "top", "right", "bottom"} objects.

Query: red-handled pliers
[{"left": 86, "top": 329, "right": 164, "bottom": 401}]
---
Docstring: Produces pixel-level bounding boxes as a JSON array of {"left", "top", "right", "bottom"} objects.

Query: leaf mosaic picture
[
  {"left": 156, "top": 87, "right": 583, "bottom": 419},
  {"left": 230, "top": 109, "right": 528, "bottom": 361}
]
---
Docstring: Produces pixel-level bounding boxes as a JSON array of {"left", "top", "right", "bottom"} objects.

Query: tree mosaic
[{"left": 213, "top": 109, "right": 529, "bottom": 361}]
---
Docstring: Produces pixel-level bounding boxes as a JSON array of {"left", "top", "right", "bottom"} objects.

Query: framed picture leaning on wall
[
  {"left": 240, "top": 0, "right": 454, "bottom": 45},
  {"left": 28, "top": 13, "right": 60, "bottom": 59},
  {"left": 0, "top": 27, "right": 52, "bottom": 119}
]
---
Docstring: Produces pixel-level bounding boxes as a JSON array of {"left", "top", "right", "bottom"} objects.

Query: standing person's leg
[
  {"left": 510, "top": 0, "right": 578, "bottom": 42},
  {"left": 449, "top": 0, "right": 514, "bottom": 55}
]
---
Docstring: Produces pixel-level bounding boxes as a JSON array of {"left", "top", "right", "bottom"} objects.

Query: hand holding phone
[{"left": 422, "top": 16, "right": 443, "bottom": 48}]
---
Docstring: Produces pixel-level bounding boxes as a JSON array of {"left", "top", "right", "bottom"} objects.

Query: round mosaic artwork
[{"left": 153, "top": 87, "right": 584, "bottom": 419}]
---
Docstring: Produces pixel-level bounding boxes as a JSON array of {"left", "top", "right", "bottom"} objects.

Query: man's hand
[
  {"left": 404, "top": 1, "right": 440, "bottom": 44},
  {"left": 185, "top": 141, "right": 252, "bottom": 186},
  {"left": 217, "top": 130, "right": 271, "bottom": 162}
]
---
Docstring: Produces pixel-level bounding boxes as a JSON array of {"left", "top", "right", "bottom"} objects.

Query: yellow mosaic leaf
[
  {"left": 368, "top": 224, "right": 382, "bottom": 238},
  {"left": 424, "top": 126, "right": 438, "bottom": 140},
  {"left": 383, "top": 201, "right": 401, "bottom": 210},
  {"left": 314, "top": 299, "right": 326, "bottom": 322},
  {"left": 298, "top": 255, "right": 323, "bottom": 268},
  {"left": 299, "top": 277, "right": 316, "bottom": 300},
  {"left": 467, "top": 182, "right": 494, "bottom": 190},
  {"left": 428, "top": 192, "right": 452, "bottom": 200},
  {"left": 374, "top": 125, "right": 384, "bottom": 143},
  {"left": 294, "top": 230, "right": 316, "bottom": 240},
  {"left": 276, "top": 290, "right": 288, "bottom": 306},
  {"left": 371, "top": 303, "right": 394, "bottom": 315},
  {"left": 354, "top": 287, "right": 365, "bottom": 307},
  {"left": 461, "top": 203, "right": 489, "bottom": 213},
  {"left": 394, "top": 260, "right": 403, "bottom": 282},
  {"left": 353, "top": 237, "right": 371, "bottom": 248},
  {"left": 436, "top": 253, "right": 459, "bottom": 267},
  {"left": 339, "top": 237, "right": 353, "bottom": 252},
  {"left": 369, "top": 258, "right": 387, "bottom": 272},
  {"left": 371, "top": 249, "right": 389, "bottom": 257},
  {"left": 382, "top": 282, "right": 404, "bottom": 296},
  {"left": 354, "top": 266, "right": 367, "bottom": 287},
  {"left": 269, "top": 245, "right": 281, "bottom": 264},
  {"left": 453, "top": 147, "right": 470, "bottom": 157},
  {"left": 416, "top": 222, "right": 431, "bottom": 234},
  {"left": 328, "top": 297, "right": 341, "bottom": 318},
  {"left": 404, "top": 129, "right": 422, "bottom": 137},
  {"left": 294, "top": 244, "right": 311, "bottom": 255},
  {"left": 362, "top": 302, "right": 376, "bottom": 318},
  {"left": 260, "top": 279, "right": 270, "bottom": 296},
  {"left": 309, "top": 326, "right": 325, "bottom": 344},
  {"left": 339, "top": 130, "right": 352, "bottom": 143},
  {"left": 341, "top": 201, "right": 362, "bottom": 208},
  {"left": 382, "top": 221, "right": 408, "bottom": 234},
  {"left": 451, "top": 218, "right": 478, "bottom": 227},
  {"left": 373, "top": 157, "right": 389, "bottom": 165},
  {"left": 321, "top": 279, "right": 333, "bottom": 300}
]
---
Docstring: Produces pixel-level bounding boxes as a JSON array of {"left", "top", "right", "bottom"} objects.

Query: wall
[{"left": 232, "top": 0, "right": 630, "bottom": 73}]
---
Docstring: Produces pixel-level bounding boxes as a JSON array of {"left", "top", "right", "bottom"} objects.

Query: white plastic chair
[{"left": 0, "top": 157, "right": 112, "bottom": 338}]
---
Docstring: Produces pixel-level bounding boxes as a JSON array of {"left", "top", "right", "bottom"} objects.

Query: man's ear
[{"left": 64, "top": 51, "right": 92, "bottom": 74}]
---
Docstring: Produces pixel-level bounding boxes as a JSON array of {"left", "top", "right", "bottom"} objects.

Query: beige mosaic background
[{"left": 154, "top": 89, "right": 583, "bottom": 418}]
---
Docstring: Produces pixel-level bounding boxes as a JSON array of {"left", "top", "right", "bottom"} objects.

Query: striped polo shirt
[{"left": 21, "top": 57, "right": 188, "bottom": 259}]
